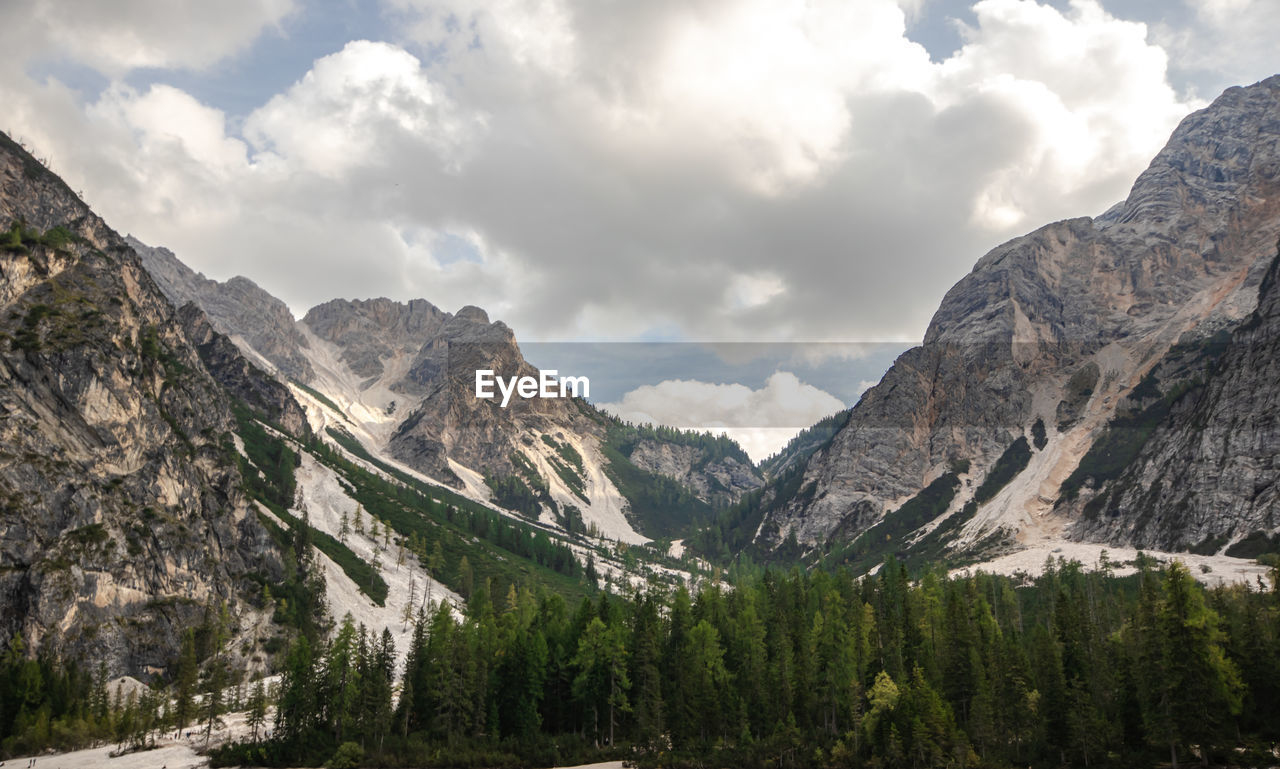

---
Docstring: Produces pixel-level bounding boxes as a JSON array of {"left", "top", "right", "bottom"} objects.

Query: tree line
[{"left": 210, "top": 555, "right": 1277, "bottom": 768}]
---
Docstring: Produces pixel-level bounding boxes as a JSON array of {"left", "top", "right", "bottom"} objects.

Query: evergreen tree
[
  {"left": 572, "top": 616, "right": 630, "bottom": 745},
  {"left": 246, "top": 679, "right": 268, "bottom": 742},
  {"left": 172, "top": 631, "right": 198, "bottom": 730}
]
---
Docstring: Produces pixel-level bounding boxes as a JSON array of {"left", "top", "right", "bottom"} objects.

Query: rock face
[
  {"left": 1065, "top": 248, "right": 1280, "bottom": 550},
  {"left": 133, "top": 237, "right": 315, "bottom": 382},
  {"left": 176, "top": 303, "right": 310, "bottom": 438},
  {"left": 627, "top": 439, "right": 763, "bottom": 508},
  {"left": 298, "top": 296, "right": 598, "bottom": 482},
  {"left": 758, "top": 75, "right": 1280, "bottom": 558},
  {"left": 0, "top": 133, "right": 283, "bottom": 675},
  {"left": 304, "top": 297, "right": 449, "bottom": 383},
  {"left": 152, "top": 281, "right": 766, "bottom": 540}
]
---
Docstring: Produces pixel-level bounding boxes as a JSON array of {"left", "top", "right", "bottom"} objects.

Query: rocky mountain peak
[
  {"left": 455, "top": 304, "right": 490, "bottom": 324},
  {"left": 130, "top": 236, "right": 315, "bottom": 382},
  {"left": 754, "top": 75, "right": 1280, "bottom": 561}
]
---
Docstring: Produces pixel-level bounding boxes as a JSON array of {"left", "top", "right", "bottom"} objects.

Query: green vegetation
[
  {"left": 290, "top": 380, "right": 349, "bottom": 422},
  {"left": 315, "top": 429, "right": 590, "bottom": 602},
  {"left": 973, "top": 436, "right": 1032, "bottom": 504},
  {"left": 606, "top": 420, "right": 753, "bottom": 469},
  {"left": 484, "top": 472, "right": 542, "bottom": 518},
  {"left": 6, "top": 264, "right": 111, "bottom": 354},
  {"left": 192, "top": 557, "right": 1280, "bottom": 769},
  {"left": 600, "top": 436, "right": 711, "bottom": 539},
  {"left": 1, "top": 597, "right": 252, "bottom": 758},
  {"left": 278, "top": 506, "right": 388, "bottom": 607},
  {"left": 595, "top": 420, "right": 722, "bottom": 539},
  {"left": 1059, "top": 377, "right": 1192, "bottom": 503},
  {"left": 1056, "top": 361, "right": 1100, "bottom": 429},
  {"left": 1224, "top": 531, "right": 1280, "bottom": 559},
  {"left": 690, "top": 462, "right": 812, "bottom": 563},
  {"left": 1031, "top": 417, "right": 1048, "bottom": 449},
  {"left": 233, "top": 405, "right": 387, "bottom": 607},
  {"left": 694, "top": 410, "right": 855, "bottom": 563},
  {"left": 1, "top": 221, "right": 80, "bottom": 256},
  {"left": 542, "top": 434, "right": 588, "bottom": 501},
  {"left": 759, "top": 409, "right": 850, "bottom": 477},
  {"left": 824, "top": 472, "right": 962, "bottom": 572}
]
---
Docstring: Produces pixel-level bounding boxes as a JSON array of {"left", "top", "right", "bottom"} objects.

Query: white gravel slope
[{"left": 288, "top": 453, "right": 463, "bottom": 667}]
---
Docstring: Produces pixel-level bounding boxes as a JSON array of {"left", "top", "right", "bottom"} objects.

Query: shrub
[{"left": 326, "top": 741, "right": 364, "bottom": 769}]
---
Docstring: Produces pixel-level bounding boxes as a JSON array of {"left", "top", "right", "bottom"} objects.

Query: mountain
[
  {"left": 1062, "top": 245, "right": 1280, "bottom": 553},
  {"left": 137, "top": 250, "right": 765, "bottom": 544},
  {"left": 732, "top": 75, "right": 1280, "bottom": 568},
  {"left": 3, "top": 130, "right": 691, "bottom": 685},
  {"left": 0, "top": 133, "right": 297, "bottom": 674},
  {"left": 132, "top": 238, "right": 315, "bottom": 382}
]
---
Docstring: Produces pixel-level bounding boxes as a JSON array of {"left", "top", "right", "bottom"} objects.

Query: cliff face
[
  {"left": 303, "top": 297, "right": 449, "bottom": 384},
  {"left": 626, "top": 439, "right": 763, "bottom": 508},
  {"left": 133, "top": 237, "right": 315, "bottom": 382},
  {"left": 0, "top": 133, "right": 283, "bottom": 675},
  {"left": 761, "top": 76, "right": 1280, "bottom": 557},
  {"left": 1065, "top": 248, "right": 1280, "bottom": 550},
  {"left": 177, "top": 303, "right": 310, "bottom": 438},
  {"left": 299, "top": 297, "right": 599, "bottom": 483}
]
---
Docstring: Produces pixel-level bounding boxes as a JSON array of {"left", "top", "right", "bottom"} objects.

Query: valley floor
[
  {"left": 5, "top": 740, "right": 206, "bottom": 769},
  {"left": 6, "top": 738, "right": 628, "bottom": 769},
  {"left": 955, "top": 540, "right": 1272, "bottom": 586}
]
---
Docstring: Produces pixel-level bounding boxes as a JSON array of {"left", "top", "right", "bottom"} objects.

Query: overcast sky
[{"left": 3, "top": 0, "right": 1278, "bottom": 459}]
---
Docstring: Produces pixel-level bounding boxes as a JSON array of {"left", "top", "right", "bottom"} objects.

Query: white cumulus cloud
[
  {"left": 600, "top": 372, "right": 846, "bottom": 462},
  {"left": 0, "top": 0, "right": 295, "bottom": 75},
  {"left": 0, "top": 0, "right": 1217, "bottom": 349}
]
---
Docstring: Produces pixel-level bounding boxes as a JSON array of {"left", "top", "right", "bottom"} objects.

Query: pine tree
[
  {"left": 1151, "top": 563, "right": 1243, "bottom": 768},
  {"left": 572, "top": 616, "right": 631, "bottom": 746},
  {"left": 428, "top": 541, "right": 445, "bottom": 577},
  {"left": 276, "top": 635, "right": 316, "bottom": 739},
  {"left": 324, "top": 614, "right": 361, "bottom": 743},
  {"left": 403, "top": 575, "right": 418, "bottom": 632},
  {"left": 682, "top": 619, "right": 729, "bottom": 744},
  {"left": 457, "top": 556, "right": 474, "bottom": 599},
  {"left": 246, "top": 679, "right": 268, "bottom": 742},
  {"left": 173, "top": 631, "right": 198, "bottom": 730}
]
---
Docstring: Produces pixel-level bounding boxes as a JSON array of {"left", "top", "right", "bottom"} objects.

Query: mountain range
[{"left": 3, "top": 75, "right": 1280, "bottom": 678}]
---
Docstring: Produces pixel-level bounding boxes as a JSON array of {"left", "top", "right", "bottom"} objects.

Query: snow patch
[
  {"left": 956, "top": 541, "right": 1271, "bottom": 587},
  {"left": 290, "top": 454, "right": 462, "bottom": 666}
]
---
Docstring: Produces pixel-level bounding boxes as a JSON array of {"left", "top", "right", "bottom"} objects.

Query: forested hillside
[{"left": 154, "top": 557, "right": 1280, "bottom": 768}]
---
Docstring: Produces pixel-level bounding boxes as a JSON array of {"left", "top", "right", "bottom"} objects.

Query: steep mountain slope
[
  {"left": 747, "top": 75, "right": 1280, "bottom": 564},
  {"left": 139, "top": 251, "right": 764, "bottom": 543},
  {"left": 1062, "top": 246, "right": 1280, "bottom": 552},
  {"left": 757, "top": 410, "right": 851, "bottom": 479},
  {"left": 0, "top": 134, "right": 288, "bottom": 674},
  {"left": 134, "top": 238, "right": 314, "bottom": 382}
]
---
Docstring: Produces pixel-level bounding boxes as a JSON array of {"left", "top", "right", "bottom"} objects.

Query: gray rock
[
  {"left": 765, "top": 75, "right": 1280, "bottom": 555},
  {"left": 133, "top": 237, "right": 315, "bottom": 382},
  {"left": 0, "top": 132, "right": 283, "bottom": 676}
]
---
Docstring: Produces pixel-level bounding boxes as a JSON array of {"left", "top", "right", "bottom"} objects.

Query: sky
[{"left": 2, "top": 0, "right": 1278, "bottom": 460}]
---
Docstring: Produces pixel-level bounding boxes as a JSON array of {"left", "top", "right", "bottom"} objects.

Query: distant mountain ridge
[{"left": 133, "top": 241, "right": 765, "bottom": 544}]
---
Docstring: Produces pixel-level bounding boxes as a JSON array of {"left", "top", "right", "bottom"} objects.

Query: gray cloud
[{"left": 0, "top": 0, "right": 1246, "bottom": 354}]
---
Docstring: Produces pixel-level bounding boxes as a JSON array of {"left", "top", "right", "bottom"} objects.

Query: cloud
[
  {"left": 599, "top": 372, "right": 846, "bottom": 461},
  {"left": 1150, "top": 0, "right": 1280, "bottom": 98},
  {"left": 244, "top": 40, "right": 484, "bottom": 177},
  {"left": 936, "top": 0, "right": 1197, "bottom": 230},
  {"left": 0, "top": 0, "right": 1206, "bottom": 353},
  {"left": 0, "top": 0, "right": 295, "bottom": 75}
]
